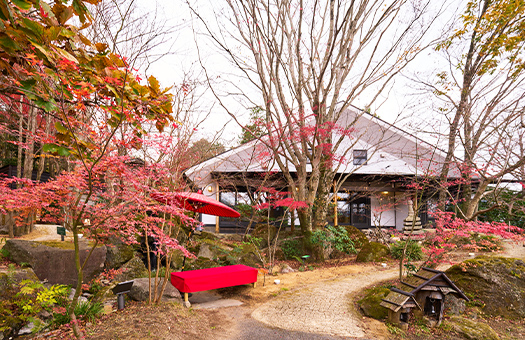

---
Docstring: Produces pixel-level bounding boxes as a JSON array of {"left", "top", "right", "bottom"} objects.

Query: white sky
[{"left": 129, "top": 0, "right": 462, "bottom": 148}]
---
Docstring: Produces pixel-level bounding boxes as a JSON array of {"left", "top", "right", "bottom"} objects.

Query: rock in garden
[
  {"left": 194, "top": 231, "right": 219, "bottom": 241},
  {"left": 446, "top": 256, "right": 525, "bottom": 319},
  {"left": 169, "top": 249, "right": 186, "bottom": 270},
  {"left": 356, "top": 242, "right": 390, "bottom": 263},
  {"left": 358, "top": 285, "right": 391, "bottom": 320},
  {"left": 447, "top": 316, "right": 500, "bottom": 340},
  {"left": 0, "top": 267, "right": 38, "bottom": 288},
  {"left": 128, "top": 278, "right": 182, "bottom": 303},
  {"left": 37, "top": 310, "right": 52, "bottom": 322},
  {"left": 280, "top": 264, "right": 295, "bottom": 273},
  {"left": 17, "top": 321, "right": 36, "bottom": 336},
  {"left": 238, "top": 243, "right": 262, "bottom": 267},
  {"left": 194, "top": 239, "right": 233, "bottom": 262},
  {"left": 224, "top": 234, "right": 243, "bottom": 242},
  {"left": 113, "top": 256, "right": 149, "bottom": 282},
  {"left": 105, "top": 240, "right": 134, "bottom": 269},
  {"left": 343, "top": 225, "right": 369, "bottom": 249},
  {"left": 185, "top": 257, "right": 219, "bottom": 271},
  {"left": 197, "top": 243, "right": 214, "bottom": 259},
  {"left": 251, "top": 224, "right": 277, "bottom": 248},
  {"left": 2, "top": 239, "right": 106, "bottom": 286},
  {"left": 445, "top": 294, "right": 466, "bottom": 315}
]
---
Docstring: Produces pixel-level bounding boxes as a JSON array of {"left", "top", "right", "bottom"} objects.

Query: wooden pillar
[
  {"left": 290, "top": 209, "right": 295, "bottom": 232},
  {"left": 333, "top": 181, "right": 338, "bottom": 226},
  {"left": 215, "top": 183, "right": 220, "bottom": 234},
  {"left": 289, "top": 186, "right": 295, "bottom": 232}
]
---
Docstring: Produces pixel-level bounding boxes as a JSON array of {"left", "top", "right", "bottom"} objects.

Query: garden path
[
  {"left": 247, "top": 240, "right": 524, "bottom": 339},
  {"left": 251, "top": 266, "right": 398, "bottom": 338}
]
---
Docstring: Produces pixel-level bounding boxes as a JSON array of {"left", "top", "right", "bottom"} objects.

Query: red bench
[{"left": 170, "top": 264, "right": 258, "bottom": 304}]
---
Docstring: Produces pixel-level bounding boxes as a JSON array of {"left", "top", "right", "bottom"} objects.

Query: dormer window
[{"left": 353, "top": 149, "right": 367, "bottom": 165}]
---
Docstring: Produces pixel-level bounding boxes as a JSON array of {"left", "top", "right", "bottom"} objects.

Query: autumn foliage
[
  {"left": 422, "top": 210, "right": 524, "bottom": 267},
  {"left": 0, "top": 0, "right": 194, "bottom": 337}
]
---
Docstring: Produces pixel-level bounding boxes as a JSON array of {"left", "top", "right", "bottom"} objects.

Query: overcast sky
[{"left": 128, "top": 0, "right": 462, "bottom": 148}]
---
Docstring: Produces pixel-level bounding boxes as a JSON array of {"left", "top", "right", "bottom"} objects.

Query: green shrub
[
  {"left": 245, "top": 234, "right": 263, "bottom": 248},
  {"left": 342, "top": 225, "right": 369, "bottom": 249},
  {"left": 311, "top": 225, "right": 356, "bottom": 255},
  {"left": 74, "top": 301, "right": 103, "bottom": 323},
  {"left": 281, "top": 239, "right": 302, "bottom": 260},
  {"left": 0, "top": 279, "right": 68, "bottom": 336},
  {"left": 390, "top": 240, "right": 423, "bottom": 261},
  {"left": 52, "top": 300, "right": 104, "bottom": 326},
  {"left": 0, "top": 247, "right": 10, "bottom": 260}
]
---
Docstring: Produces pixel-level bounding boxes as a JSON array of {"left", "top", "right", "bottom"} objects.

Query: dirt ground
[
  {"left": 76, "top": 241, "right": 525, "bottom": 340},
  {"left": 28, "top": 259, "right": 369, "bottom": 340},
  {"left": 3, "top": 227, "right": 525, "bottom": 339}
]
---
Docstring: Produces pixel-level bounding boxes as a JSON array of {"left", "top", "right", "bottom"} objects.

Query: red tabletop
[{"left": 170, "top": 264, "right": 258, "bottom": 293}]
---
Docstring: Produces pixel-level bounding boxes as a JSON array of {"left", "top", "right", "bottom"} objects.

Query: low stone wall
[{"left": 2, "top": 239, "right": 106, "bottom": 286}]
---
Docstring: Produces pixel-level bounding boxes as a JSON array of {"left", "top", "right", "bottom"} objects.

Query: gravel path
[
  {"left": 250, "top": 241, "right": 525, "bottom": 339},
  {"left": 251, "top": 266, "right": 399, "bottom": 338},
  {"left": 497, "top": 239, "right": 525, "bottom": 259}
]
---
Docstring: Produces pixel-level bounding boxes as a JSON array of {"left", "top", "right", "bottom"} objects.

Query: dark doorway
[
  {"left": 337, "top": 193, "right": 370, "bottom": 229},
  {"left": 351, "top": 197, "right": 370, "bottom": 228},
  {"left": 424, "top": 297, "right": 442, "bottom": 319}
]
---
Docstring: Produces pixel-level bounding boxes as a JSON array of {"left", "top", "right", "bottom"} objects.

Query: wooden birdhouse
[{"left": 380, "top": 267, "right": 468, "bottom": 328}]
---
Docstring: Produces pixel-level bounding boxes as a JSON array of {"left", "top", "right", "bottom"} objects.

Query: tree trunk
[
  {"left": 23, "top": 106, "right": 37, "bottom": 180},
  {"left": 17, "top": 109, "right": 23, "bottom": 182},
  {"left": 68, "top": 225, "right": 84, "bottom": 339},
  {"left": 36, "top": 115, "right": 51, "bottom": 182}
]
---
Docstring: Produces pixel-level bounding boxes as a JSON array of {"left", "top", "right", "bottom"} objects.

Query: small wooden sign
[
  {"left": 112, "top": 280, "right": 134, "bottom": 295},
  {"left": 57, "top": 226, "right": 66, "bottom": 236}
]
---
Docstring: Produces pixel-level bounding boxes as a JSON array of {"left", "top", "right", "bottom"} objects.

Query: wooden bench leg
[{"left": 182, "top": 292, "right": 191, "bottom": 308}]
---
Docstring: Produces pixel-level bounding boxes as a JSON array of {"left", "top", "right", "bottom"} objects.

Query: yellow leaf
[
  {"left": 55, "top": 121, "right": 69, "bottom": 134},
  {"left": 55, "top": 47, "right": 78, "bottom": 63},
  {"left": 148, "top": 75, "right": 160, "bottom": 94},
  {"left": 95, "top": 42, "right": 107, "bottom": 53}
]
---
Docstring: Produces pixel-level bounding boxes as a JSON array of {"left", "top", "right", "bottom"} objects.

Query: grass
[
  {"left": 36, "top": 240, "right": 98, "bottom": 249},
  {"left": 387, "top": 323, "right": 405, "bottom": 336}
]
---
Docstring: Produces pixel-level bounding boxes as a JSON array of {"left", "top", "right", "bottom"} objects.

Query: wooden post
[
  {"left": 184, "top": 292, "right": 188, "bottom": 302},
  {"left": 290, "top": 186, "right": 295, "bottom": 232},
  {"left": 333, "top": 181, "right": 338, "bottom": 226},
  {"left": 215, "top": 183, "right": 220, "bottom": 234},
  {"left": 290, "top": 209, "right": 295, "bottom": 232}
]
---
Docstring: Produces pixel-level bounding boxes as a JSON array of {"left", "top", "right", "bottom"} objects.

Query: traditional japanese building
[{"left": 184, "top": 108, "right": 459, "bottom": 233}]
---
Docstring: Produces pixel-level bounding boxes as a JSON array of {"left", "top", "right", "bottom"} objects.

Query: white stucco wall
[
  {"left": 370, "top": 194, "right": 396, "bottom": 228},
  {"left": 369, "top": 192, "right": 412, "bottom": 231},
  {"left": 202, "top": 213, "right": 216, "bottom": 225},
  {"left": 396, "top": 201, "right": 409, "bottom": 231}
]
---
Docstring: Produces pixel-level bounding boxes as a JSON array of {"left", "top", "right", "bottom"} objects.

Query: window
[{"left": 353, "top": 149, "right": 367, "bottom": 165}]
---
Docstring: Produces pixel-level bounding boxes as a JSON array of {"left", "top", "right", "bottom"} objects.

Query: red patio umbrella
[{"left": 151, "top": 191, "right": 241, "bottom": 218}]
